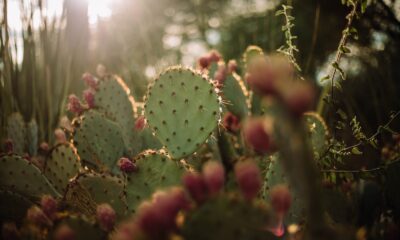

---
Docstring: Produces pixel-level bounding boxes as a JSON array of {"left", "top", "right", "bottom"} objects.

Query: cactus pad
[
  {"left": 182, "top": 195, "right": 272, "bottom": 240},
  {"left": 303, "top": 112, "right": 329, "bottom": 158},
  {"left": 26, "top": 118, "right": 38, "bottom": 156},
  {"left": 242, "top": 45, "right": 264, "bottom": 70},
  {"left": 222, "top": 73, "right": 250, "bottom": 119},
  {"left": 0, "top": 189, "right": 34, "bottom": 222},
  {"left": 66, "top": 172, "right": 127, "bottom": 218},
  {"left": 144, "top": 67, "right": 221, "bottom": 159},
  {"left": 125, "top": 150, "right": 188, "bottom": 212},
  {"left": 6, "top": 113, "right": 26, "bottom": 154},
  {"left": 44, "top": 143, "right": 81, "bottom": 193},
  {"left": 0, "top": 154, "right": 60, "bottom": 199},
  {"left": 72, "top": 110, "right": 126, "bottom": 171},
  {"left": 264, "top": 154, "right": 305, "bottom": 223},
  {"left": 95, "top": 75, "right": 142, "bottom": 155}
]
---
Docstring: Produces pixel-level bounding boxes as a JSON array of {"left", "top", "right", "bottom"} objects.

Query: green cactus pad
[
  {"left": 95, "top": 75, "right": 142, "bottom": 155},
  {"left": 50, "top": 214, "right": 106, "bottom": 240},
  {"left": 222, "top": 73, "right": 250, "bottom": 119},
  {"left": 26, "top": 118, "right": 38, "bottom": 156},
  {"left": 6, "top": 113, "right": 26, "bottom": 154},
  {"left": 182, "top": 195, "right": 272, "bottom": 240},
  {"left": 303, "top": 112, "right": 329, "bottom": 159},
  {"left": 66, "top": 172, "right": 127, "bottom": 218},
  {"left": 0, "top": 189, "right": 34, "bottom": 223},
  {"left": 72, "top": 110, "right": 126, "bottom": 171},
  {"left": 242, "top": 45, "right": 264, "bottom": 71},
  {"left": 144, "top": 67, "right": 221, "bottom": 159},
  {"left": 0, "top": 154, "right": 60, "bottom": 199},
  {"left": 264, "top": 154, "right": 305, "bottom": 224},
  {"left": 125, "top": 150, "right": 188, "bottom": 212},
  {"left": 44, "top": 143, "right": 81, "bottom": 193}
]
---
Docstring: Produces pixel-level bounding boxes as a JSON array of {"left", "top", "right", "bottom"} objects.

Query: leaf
[
  {"left": 351, "top": 147, "right": 362, "bottom": 155},
  {"left": 337, "top": 109, "right": 348, "bottom": 120}
]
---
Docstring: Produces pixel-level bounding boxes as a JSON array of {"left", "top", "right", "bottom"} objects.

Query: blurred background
[{"left": 1, "top": 0, "right": 399, "bottom": 147}]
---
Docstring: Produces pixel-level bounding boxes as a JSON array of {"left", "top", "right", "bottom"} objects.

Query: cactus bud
[
  {"left": 82, "top": 73, "right": 98, "bottom": 90},
  {"left": 67, "top": 94, "right": 83, "bottom": 115},
  {"left": 38, "top": 142, "right": 50, "bottom": 156},
  {"left": 96, "top": 203, "right": 116, "bottom": 232},
  {"left": 54, "top": 224, "right": 75, "bottom": 240},
  {"left": 198, "top": 56, "right": 210, "bottom": 69},
  {"left": 1, "top": 222, "right": 19, "bottom": 240},
  {"left": 223, "top": 112, "right": 240, "bottom": 133},
  {"left": 59, "top": 116, "right": 73, "bottom": 132},
  {"left": 118, "top": 157, "right": 138, "bottom": 173},
  {"left": 270, "top": 185, "right": 291, "bottom": 215},
  {"left": 243, "top": 117, "right": 276, "bottom": 154},
  {"left": 202, "top": 161, "right": 225, "bottom": 195},
  {"left": 83, "top": 89, "right": 95, "bottom": 108},
  {"left": 26, "top": 206, "right": 52, "bottom": 227},
  {"left": 227, "top": 60, "right": 238, "bottom": 73},
  {"left": 234, "top": 160, "right": 262, "bottom": 201},
  {"left": 54, "top": 128, "right": 67, "bottom": 144},
  {"left": 135, "top": 116, "right": 146, "bottom": 131},
  {"left": 280, "top": 81, "right": 315, "bottom": 116},
  {"left": 214, "top": 64, "right": 227, "bottom": 86},
  {"left": 96, "top": 64, "right": 107, "bottom": 78},
  {"left": 182, "top": 172, "right": 208, "bottom": 204},
  {"left": 209, "top": 50, "right": 221, "bottom": 63},
  {"left": 40, "top": 195, "right": 57, "bottom": 220}
]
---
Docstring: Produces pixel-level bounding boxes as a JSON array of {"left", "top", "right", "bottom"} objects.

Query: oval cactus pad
[{"left": 144, "top": 67, "right": 221, "bottom": 159}]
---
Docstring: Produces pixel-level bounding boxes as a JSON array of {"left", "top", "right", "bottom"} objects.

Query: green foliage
[
  {"left": 44, "top": 143, "right": 81, "bottom": 193},
  {"left": 144, "top": 67, "right": 221, "bottom": 159},
  {"left": 125, "top": 150, "right": 188, "bottom": 213},
  {"left": 0, "top": 154, "right": 60, "bottom": 199},
  {"left": 6, "top": 113, "right": 26, "bottom": 155},
  {"left": 72, "top": 110, "right": 126, "bottom": 171}
]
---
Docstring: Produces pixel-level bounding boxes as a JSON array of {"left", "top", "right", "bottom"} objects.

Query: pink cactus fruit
[
  {"left": 222, "top": 112, "right": 241, "bottom": 133},
  {"left": 67, "top": 94, "right": 83, "bottom": 115},
  {"left": 243, "top": 117, "right": 276, "bottom": 154},
  {"left": 82, "top": 72, "right": 98, "bottom": 90},
  {"left": 54, "top": 128, "right": 67, "bottom": 144},
  {"left": 202, "top": 161, "right": 225, "bottom": 196},
  {"left": 135, "top": 116, "right": 146, "bottom": 131},
  {"left": 40, "top": 195, "right": 58, "bottom": 220},
  {"left": 227, "top": 60, "right": 238, "bottom": 73},
  {"left": 96, "top": 64, "right": 107, "bottom": 78},
  {"left": 182, "top": 172, "right": 208, "bottom": 204},
  {"left": 54, "top": 224, "right": 75, "bottom": 240},
  {"left": 270, "top": 184, "right": 291, "bottom": 216},
  {"left": 96, "top": 203, "right": 116, "bottom": 232},
  {"left": 26, "top": 205, "right": 52, "bottom": 227},
  {"left": 83, "top": 89, "right": 95, "bottom": 108},
  {"left": 234, "top": 160, "right": 262, "bottom": 201},
  {"left": 59, "top": 116, "right": 73, "bottom": 132},
  {"left": 209, "top": 50, "right": 222, "bottom": 63},
  {"left": 118, "top": 157, "right": 138, "bottom": 173},
  {"left": 198, "top": 55, "right": 210, "bottom": 70},
  {"left": 279, "top": 81, "right": 315, "bottom": 117}
]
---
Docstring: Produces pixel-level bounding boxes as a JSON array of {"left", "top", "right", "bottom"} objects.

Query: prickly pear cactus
[
  {"left": 144, "top": 67, "right": 221, "bottom": 159},
  {"left": 50, "top": 214, "right": 106, "bottom": 240},
  {"left": 242, "top": 45, "right": 264, "bottom": 71},
  {"left": 0, "top": 189, "right": 34, "bottom": 222},
  {"left": 182, "top": 195, "right": 272, "bottom": 240},
  {"left": 95, "top": 75, "right": 142, "bottom": 155},
  {"left": 6, "top": 113, "right": 26, "bottom": 154},
  {"left": 66, "top": 172, "right": 127, "bottom": 219},
  {"left": 303, "top": 112, "right": 329, "bottom": 159},
  {"left": 222, "top": 73, "right": 250, "bottom": 119},
  {"left": 44, "top": 143, "right": 81, "bottom": 193},
  {"left": 0, "top": 154, "right": 60, "bottom": 199},
  {"left": 72, "top": 110, "right": 126, "bottom": 171},
  {"left": 125, "top": 150, "right": 188, "bottom": 212},
  {"left": 26, "top": 118, "right": 38, "bottom": 156},
  {"left": 264, "top": 154, "right": 305, "bottom": 224}
]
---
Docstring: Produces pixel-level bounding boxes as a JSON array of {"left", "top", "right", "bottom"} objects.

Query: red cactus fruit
[
  {"left": 280, "top": 81, "right": 315, "bottom": 117},
  {"left": 214, "top": 64, "right": 227, "bottom": 86},
  {"left": 26, "top": 206, "right": 52, "bottom": 227},
  {"left": 209, "top": 50, "right": 222, "bottom": 62},
  {"left": 118, "top": 157, "right": 138, "bottom": 173},
  {"left": 83, "top": 89, "right": 95, "bottom": 108},
  {"left": 243, "top": 117, "right": 276, "bottom": 154},
  {"left": 54, "top": 128, "right": 67, "bottom": 144},
  {"left": 223, "top": 112, "right": 241, "bottom": 133},
  {"left": 67, "top": 94, "right": 83, "bottom": 115},
  {"left": 182, "top": 172, "right": 208, "bottom": 204},
  {"left": 96, "top": 203, "right": 116, "bottom": 232},
  {"left": 40, "top": 195, "right": 57, "bottom": 220},
  {"left": 227, "top": 60, "right": 238, "bottom": 73},
  {"left": 270, "top": 184, "right": 292, "bottom": 215},
  {"left": 198, "top": 55, "right": 210, "bottom": 69},
  {"left": 82, "top": 72, "right": 98, "bottom": 90},
  {"left": 234, "top": 160, "right": 262, "bottom": 201},
  {"left": 54, "top": 224, "right": 75, "bottom": 240},
  {"left": 202, "top": 161, "right": 225, "bottom": 196},
  {"left": 135, "top": 116, "right": 146, "bottom": 131}
]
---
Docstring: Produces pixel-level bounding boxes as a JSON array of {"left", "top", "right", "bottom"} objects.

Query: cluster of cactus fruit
[{"left": 2, "top": 45, "right": 387, "bottom": 240}]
